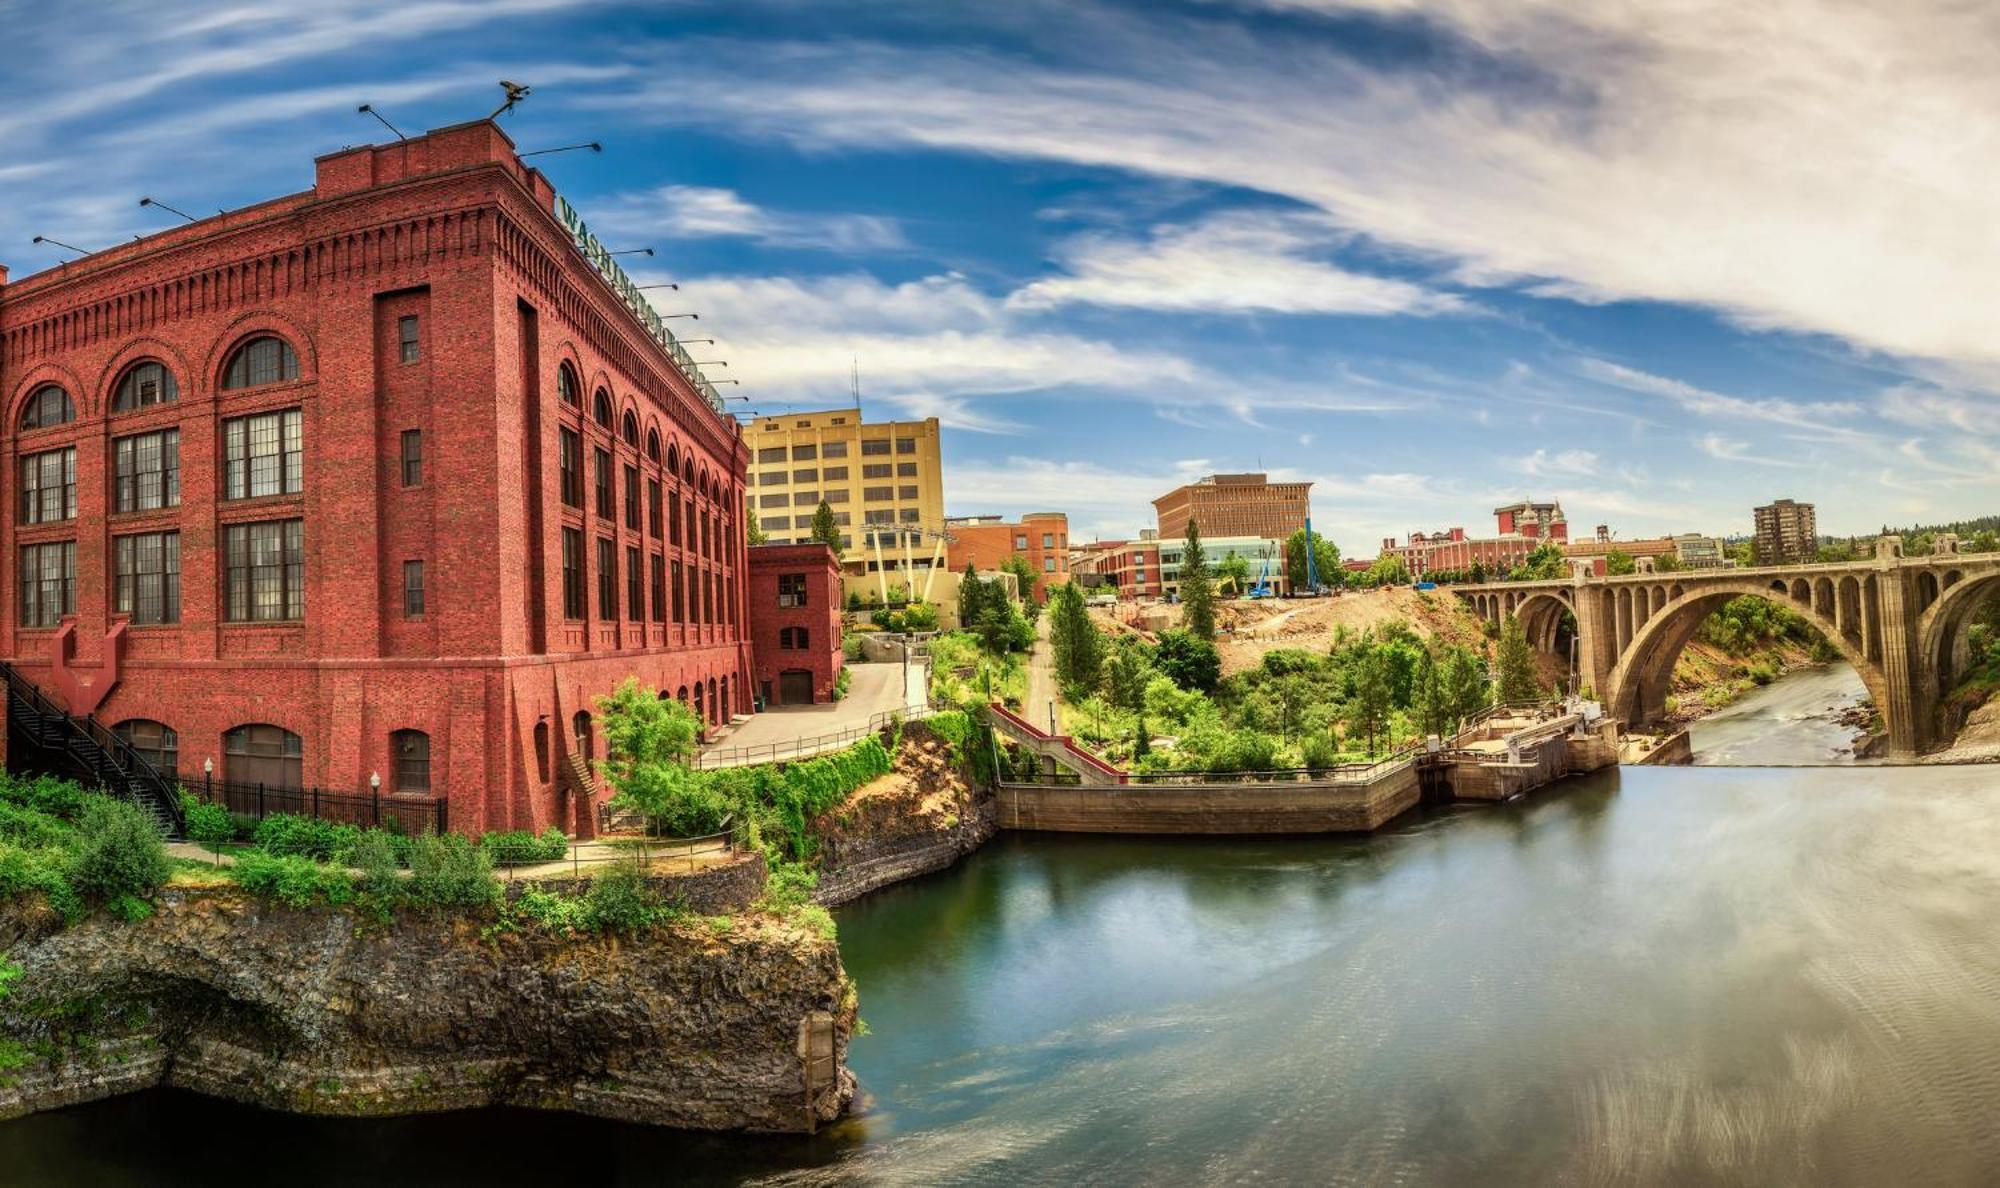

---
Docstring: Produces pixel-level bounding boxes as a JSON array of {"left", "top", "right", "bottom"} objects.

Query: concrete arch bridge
[{"left": 1454, "top": 536, "right": 2000, "bottom": 757}]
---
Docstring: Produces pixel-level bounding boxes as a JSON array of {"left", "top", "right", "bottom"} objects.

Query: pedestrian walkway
[{"left": 696, "top": 652, "right": 931, "bottom": 768}]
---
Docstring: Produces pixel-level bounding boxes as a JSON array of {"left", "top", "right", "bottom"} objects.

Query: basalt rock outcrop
[
  {"left": 0, "top": 888, "right": 853, "bottom": 1132},
  {"left": 812, "top": 721, "right": 996, "bottom": 906}
]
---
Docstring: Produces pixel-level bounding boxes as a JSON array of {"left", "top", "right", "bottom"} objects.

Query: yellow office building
[{"left": 745, "top": 408, "right": 948, "bottom": 597}]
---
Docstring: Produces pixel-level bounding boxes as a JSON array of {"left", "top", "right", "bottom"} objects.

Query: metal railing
[
  {"left": 195, "top": 774, "right": 445, "bottom": 835},
  {"left": 693, "top": 701, "right": 944, "bottom": 769},
  {"left": 1, "top": 660, "right": 186, "bottom": 835},
  {"left": 493, "top": 827, "right": 734, "bottom": 880}
]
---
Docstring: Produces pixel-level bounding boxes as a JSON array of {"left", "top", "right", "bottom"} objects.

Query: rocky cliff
[
  {"left": 0, "top": 889, "right": 853, "bottom": 1133},
  {"left": 812, "top": 722, "right": 996, "bottom": 906}
]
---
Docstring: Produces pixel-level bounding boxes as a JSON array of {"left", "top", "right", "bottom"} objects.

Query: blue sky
[{"left": 5, "top": 0, "right": 1997, "bottom": 554}]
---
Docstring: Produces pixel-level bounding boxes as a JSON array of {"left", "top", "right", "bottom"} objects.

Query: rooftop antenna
[
  {"left": 851, "top": 356, "right": 862, "bottom": 413},
  {"left": 489, "top": 80, "right": 532, "bottom": 121},
  {"left": 357, "top": 103, "right": 407, "bottom": 141}
]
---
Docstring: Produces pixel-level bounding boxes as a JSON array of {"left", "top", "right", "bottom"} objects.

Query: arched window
[
  {"left": 221, "top": 336, "right": 299, "bottom": 390},
  {"left": 224, "top": 723, "right": 303, "bottom": 790},
  {"left": 558, "top": 362, "right": 579, "bottom": 406},
  {"left": 113, "top": 719, "right": 178, "bottom": 777},
  {"left": 19, "top": 384, "right": 73, "bottom": 430},
  {"left": 646, "top": 429, "right": 662, "bottom": 464},
  {"left": 391, "top": 729, "right": 431, "bottom": 794},
  {"left": 572, "top": 710, "right": 593, "bottom": 759},
  {"left": 534, "top": 721, "right": 551, "bottom": 782},
  {"left": 621, "top": 411, "right": 640, "bottom": 448},
  {"left": 667, "top": 443, "right": 680, "bottom": 474},
  {"left": 693, "top": 682, "right": 705, "bottom": 722},
  {"left": 593, "top": 389, "right": 613, "bottom": 428},
  {"left": 114, "top": 360, "right": 178, "bottom": 411}
]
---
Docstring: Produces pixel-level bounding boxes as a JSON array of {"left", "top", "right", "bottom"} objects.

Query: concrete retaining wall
[{"left": 997, "top": 765, "right": 1419, "bottom": 834}]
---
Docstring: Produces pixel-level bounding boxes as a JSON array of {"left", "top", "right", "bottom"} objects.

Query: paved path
[
  {"left": 697, "top": 651, "right": 927, "bottom": 766},
  {"left": 1025, "top": 613, "right": 1059, "bottom": 735}
]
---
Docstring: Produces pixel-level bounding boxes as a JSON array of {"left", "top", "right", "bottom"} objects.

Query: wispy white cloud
[
  {"left": 1008, "top": 209, "right": 1463, "bottom": 317},
  {"left": 1575, "top": 359, "right": 1864, "bottom": 429},
  {"left": 592, "top": 185, "right": 907, "bottom": 253},
  {"left": 1517, "top": 447, "right": 1600, "bottom": 478},
  {"left": 1697, "top": 432, "right": 1807, "bottom": 469}
]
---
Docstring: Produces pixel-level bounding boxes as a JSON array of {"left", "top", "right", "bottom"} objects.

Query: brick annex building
[{"left": 0, "top": 121, "right": 753, "bottom": 837}]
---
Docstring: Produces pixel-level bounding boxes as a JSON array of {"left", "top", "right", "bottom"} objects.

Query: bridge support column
[
  {"left": 1571, "top": 584, "right": 1615, "bottom": 706},
  {"left": 1874, "top": 568, "right": 1925, "bottom": 755}
]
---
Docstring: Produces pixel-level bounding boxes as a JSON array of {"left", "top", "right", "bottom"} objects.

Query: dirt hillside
[{"left": 1089, "top": 588, "right": 1489, "bottom": 676}]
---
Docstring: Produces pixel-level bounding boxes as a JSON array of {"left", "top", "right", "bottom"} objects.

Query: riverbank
[
  {"left": 810, "top": 720, "right": 996, "bottom": 905},
  {"left": 0, "top": 887, "right": 853, "bottom": 1133}
]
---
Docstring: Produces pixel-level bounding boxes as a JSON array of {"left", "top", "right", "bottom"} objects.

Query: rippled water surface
[{"left": 8, "top": 749, "right": 2000, "bottom": 1185}]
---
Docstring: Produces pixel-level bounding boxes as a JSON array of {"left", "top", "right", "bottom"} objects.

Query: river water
[{"left": 7, "top": 669, "right": 2000, "bottom": 1186}]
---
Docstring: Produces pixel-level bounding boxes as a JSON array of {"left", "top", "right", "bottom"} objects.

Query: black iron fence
[{"left": 194, "top": 774, "right": 446, "bottom": 836}]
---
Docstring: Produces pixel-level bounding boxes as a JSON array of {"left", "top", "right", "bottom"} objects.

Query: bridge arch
[
  {"left": 1918, "top": 571, "right": 2000, "bottom": 705},
  {"left": 1513, "top": 590, "right": 1574, "bottom": 658},
  {"left": 1606, "top": 582, "right": 1892, "bottom": 738}
]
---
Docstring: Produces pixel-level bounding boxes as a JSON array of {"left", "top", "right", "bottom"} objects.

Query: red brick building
[
  {"left": 747, "top": 543, "right": 843, "bottom": 706},
  {"left": 0, "top": 120, "right": 751, "bottom": 837},
  {"left": 1379, "top": 499, "right": 1570, "bottom": 578},
  {"left": 1152, "top": 473, "right": 1311, "bottom": 543},
  {"left": 1071, "top": 533, "right": 1162, "bottom": 599},
  {"left": 944, "top": 511, "right": 1068, "bottom": 602}
]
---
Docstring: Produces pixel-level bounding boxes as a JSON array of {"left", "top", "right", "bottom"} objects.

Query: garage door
[{"left": 779, "top": 670, "right": 815, "bottom": 705}]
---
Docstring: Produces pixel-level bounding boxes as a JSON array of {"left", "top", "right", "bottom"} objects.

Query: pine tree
[
  {"left": 1442, "top": 646, "right": 1490, "bottom": 732},
  {"left": 1412, "top": 648, "right": 1447, "bottom": 738},
  {"left": 958, "top": 562, "right": 986, "bottom": 631},
  {"left": 1346, "top": 649, "right": 1393, "bottom": 756},
  {"left": 1496, "top": 616, "right": 1544, "bottom": 704},
  {"left": 809, "top": 500, "right": 842, "bottom": 551},
  {"left": 1133, "top": 716, "right": 1152, "bottom": 760},
  {"left": 1179, "top": 519, "right": 1215, "bottom": 640},
  {"left": 1048, "top": 582, "right": 1103, "bottom": 694}
]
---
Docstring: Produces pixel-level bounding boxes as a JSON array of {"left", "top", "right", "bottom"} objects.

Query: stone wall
[
  {"left": 814, "top": 796, "right": 998, "bottom": 906},
  {"left": 0, "top": 887, "right": 851, "bottom": 1133},
  {"left": 997, "top": 765, "right": 1420, "bottom": 834}
]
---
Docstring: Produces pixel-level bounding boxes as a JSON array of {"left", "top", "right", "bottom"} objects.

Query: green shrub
[
  {"left": 68, "top": 798, "right": 169, "bottom": 903},
  {"left": 0, "top": 773, "right": 91, "bottom": 820},
  {"left": 406, "top": 833, "right": 499, "bottom": 909},
  {"left": 480, "top": 827, "right": 569, "bottom": 865},
  {"left": 229, "top": 851, "right": 357, "bottom": 909},
  {"left": 901, "top": 603, "right": 939, "bottom": 632},
  {"left": 832, "top": 667, "right": 853, "bottom": 701},
  {"left": 516, "top": 885, "right": 589, "bottom": 934},
  {"left": 1301, "top": 732, "right": 1339, "bottom": 770},
  {"left": 585, "top": 865, "right": 663, "bottom": 932},
  {"left": 0, "top": 799, "right": 76, "bottom": 849},
  {"left": 0, "top": 841, "right": 81, "bottom": 918},
  {"left": 350, "top": 831, "right": 402, "bottom": 900},
  {"left": 760, "top": 863, "right": 819, "bottom": 911},
  {"left": 184, "top": 802, "right": 236, "bottom": 863},
  {"left": 252, "top": 814, "right": 360, "bottom": 862}
]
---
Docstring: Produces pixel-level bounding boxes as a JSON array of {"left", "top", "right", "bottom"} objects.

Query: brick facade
[
  {"left": 747, "top": 543, "right": 843, "bottom": 705},
  {"left": 1152, "top": 473, "right": 1311, "bottom": 543},
  {"left": 944, "top": 511, "right": 1068, "bottom": 602},
  {"left": 0, "top": 120, "right": 752, "bottom": 837}
]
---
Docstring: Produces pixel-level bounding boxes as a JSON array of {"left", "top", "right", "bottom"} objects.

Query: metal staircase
[{"left": 1, "top": 660, "right": 185, "bottom": 838}]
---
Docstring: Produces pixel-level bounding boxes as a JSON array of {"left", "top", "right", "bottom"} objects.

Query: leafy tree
[
  {"left": 998, "top": 554, "right": 1040, "bottom": 606},
  {"left": 1442, "top": 646, "right": 1490, "bottom": 730},
  {"left": 1179, "top": 519, "right": 1215, "bottom": 640},
  {"left": 958, "top": 563, "right": 987, "bottom": 630},
  {"left": 809, "top": 500, "right": 843, "bottom": 551},
  {"left": 185, "top": 800, "right": 236, "bottom": 867},
  {"left": 1155, "top": 628, "right": 1221, "bottom": 692},
  {"left": 1047, "top": 582, "right": 1104, "bottom": 694},
  {"left": 747, "top": 516, "right": 768, "bottom": 546},
  {"left": 974, "top": 603, "right": 1016, "bottom": 654},
  {"left": 1368, "top": 554, "right": 1411, "bottom": 587},
  {"left": 1133, "top": 717, "right": 1151, "bottom": 760},
  {"left": 1217, "top": 550, "right": 1252, "bottom": 594},
  {"left": 1604, "top": 549, "right": 1637, "bottom": 575},
  {"left": 1412, "top": 648, "right": 1448, "bottom": 738},
  {"left": 596, "top": 679, "right": 716, "bottom": 834},
  {"left": 1284, "top": 527, "right": 1342, "bottom": 592},
  {"left": 901, "top": 602, "right": 939, "bottom": 632},
  {"left": 1653, "top": 552, "right": 1684, "bottom": 573},
  {"left": 1468, "top": 560, "right": 1488, "bottom": 584},
  {"left": 1104, "top": 638, "right": 1155, "bottom": 711},
  {"left": 69, "top": 797, "right": 170, "bottom": 905},
  {"left": 1508, "top": 542, "right": 1569, "bottom": 581},
  {"left": 1346, "top": 649, "right": 1393, "bottom": 755},
  {"left": 1495, "top": 616, "right": 1544, "bottom": 703}
]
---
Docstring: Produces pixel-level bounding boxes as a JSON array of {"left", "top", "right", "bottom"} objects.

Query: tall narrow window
[
  {"left": 672, "top": 560, "right": 684, "bottom": 622},
  {"left": 558, "top": 428, "right": 583, "bottom": 507},
  {"left": 403, "top": 560, "right": 425, "bottom": 618},
  {"left": 561, "top": 528, "right": 585, "bottom": 619},
  {"left": 593, "top": 390, "right": 613, "bottom": 428},
  {"left": 392, "top": 729, "right": 430, "bottom": 793},
  {"left": 19, "top": 447, "right": 75, "bottom": 524},
  {"left": 114, "top": 430, "right": 179, "bottom": 512},
  {"left": 114, "top": 361, "right": 178, "bottom": 411},
  {"left": 221, "top": 337, "right": 299, "bottom": 389},
  {"left": 647, "top": 480, "right": 663, "bottom": 538},
  {"left": 594, "top": 448, "right": 613, "bottom": 519},
  {"left": 650, "top": 554, "right": 666, "bottom": 622},
  {"left": 669, "top": 491, "right": 682, "bottom": 545},
  {"left": 19, "top": 541, "right": 74, "bottom": 627},
  {"left": 397, "top": 315, "right": 420, "bottom": 364},
  {"left": 626, "top": 545, "right": 643, "bottom": 620},
  {"left": 114, "top": 531, "right": 180, "bottom": 624},
  {"left": 400, "top": 430, "right": 423, "bottom": 487},
  {"left": 557, "top": 362, "right": 579, "bottom": 406},
  {"left": 624, "top": 465, "right": 640, "bottom": 531},
  {"left": 597, "top": 537, "right": 617, "bottom": 619},
  {"left": 223, "top": 409, "right": 303, "bottom": 499},
  {"left": 223, "top": 520, "right": 304, "bottom": 621}
]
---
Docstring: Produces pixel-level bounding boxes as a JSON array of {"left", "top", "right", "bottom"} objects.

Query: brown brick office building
[
  {"left": 1152, "top": 473, "right": 1311, "bottom": 543},
  {"left": 0, "top": 121, "right": 752, "bottom": 836},
  {"left": 747, "top": 542, "right": 844, "bottom": 706}
]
